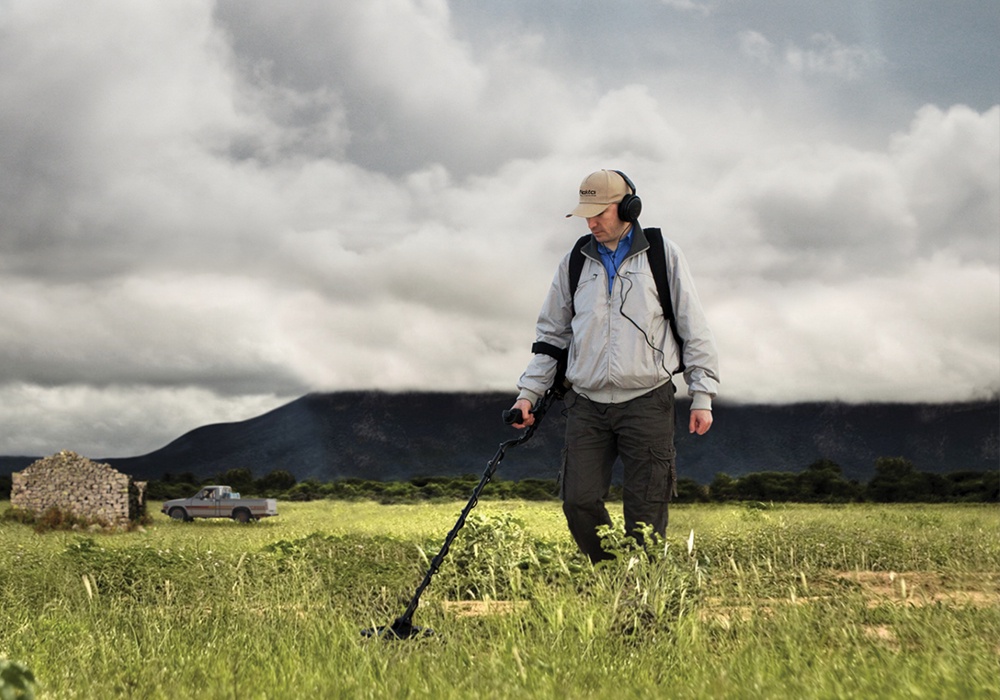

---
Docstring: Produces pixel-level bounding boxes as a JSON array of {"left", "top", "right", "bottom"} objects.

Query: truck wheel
[
  {"left": 233, "top": 509, "right": 252, "bottom": 523},
  {"left": 169, "top": 508, "right": 188, "bottom": 522}
]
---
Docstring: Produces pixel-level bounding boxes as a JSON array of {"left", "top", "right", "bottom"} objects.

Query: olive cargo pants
[{"left": 560, "top": 383, "right": 677, "bottom": 563}]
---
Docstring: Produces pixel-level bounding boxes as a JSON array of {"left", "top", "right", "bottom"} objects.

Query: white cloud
[
  {"left": 739, "top": 30, "right": 775, "bottom": 65},
  {"left": 890, "top": 104, "right": 1000, "bottom": 262},
  {"left": 0, "top": 275, "right": 305, "bottom": 393},
  {"left": 659, "top": 0, "right": 713, "bottom": 16},
  {"left": 712, "top": 255, "right": 1000, "bottom": 404},
  {"left": 0, "top": 383, "right": 285, "bottom": 458},
  {"left": 213, "top": 0, "right": 578, "bottom": 175},
  {"left": 739, "top": 29, "right": 885, "bottom": 82},
  {"left": 785, "top": 33, "right": 886, "bottom": 80}
]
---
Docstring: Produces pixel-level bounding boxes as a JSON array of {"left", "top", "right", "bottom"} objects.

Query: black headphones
[{"left": 613, "top": 170, "right": 642, "bottom": 222}]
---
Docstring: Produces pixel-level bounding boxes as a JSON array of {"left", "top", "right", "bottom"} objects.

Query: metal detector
[{"left": 361, "top": 388, "right": 560, "bottom": 640}]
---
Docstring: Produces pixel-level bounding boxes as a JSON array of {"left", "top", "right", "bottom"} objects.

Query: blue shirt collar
[
  {"left": 598, "top": 226, "right": 634, "bottom": 259},
  {"left": 597, "top": 226, "right": 634, "bottom": 292}
]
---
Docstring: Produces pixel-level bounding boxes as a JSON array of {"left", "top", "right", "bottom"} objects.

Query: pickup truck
[{"left": 161, "top": 485, "right": 278, "bottom": 523}]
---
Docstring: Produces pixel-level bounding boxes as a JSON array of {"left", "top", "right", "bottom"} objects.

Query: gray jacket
[{"left": 517, "top": 226, "right": 720, "bottom": 409}]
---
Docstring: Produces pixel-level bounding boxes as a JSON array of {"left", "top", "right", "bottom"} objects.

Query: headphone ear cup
[{"left": 618, "top": 193, "right": 642, "bottom": 222}]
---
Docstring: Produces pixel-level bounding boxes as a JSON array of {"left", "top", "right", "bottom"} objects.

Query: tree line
[{"left": 142, "top": 456, "right": 997, "bottom": 504}]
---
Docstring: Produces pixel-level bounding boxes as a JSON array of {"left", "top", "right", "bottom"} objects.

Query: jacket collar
[{"left": 581, "top": 222, "right": 649, "bottom": 261}]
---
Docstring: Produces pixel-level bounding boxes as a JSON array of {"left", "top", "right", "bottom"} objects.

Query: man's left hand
[{"left": 689, "top": 409, "right": 713, "bottom": 435}]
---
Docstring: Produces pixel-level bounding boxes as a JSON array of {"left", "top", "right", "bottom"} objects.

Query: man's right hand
[{"left": 509, "top": 398, "right": 535, "bottom": 428}]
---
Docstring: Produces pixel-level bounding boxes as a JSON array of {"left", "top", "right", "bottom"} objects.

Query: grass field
[{"left": 1, "top": 499, "right": 998, "bottom": 699}]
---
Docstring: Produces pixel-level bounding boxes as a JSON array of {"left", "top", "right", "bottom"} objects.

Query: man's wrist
[
  {"left": 691, "top": 392, "right": 713, "bottom": 411},
  {"left": 517, "top": 390, "right": 540, "bottom": 407}
]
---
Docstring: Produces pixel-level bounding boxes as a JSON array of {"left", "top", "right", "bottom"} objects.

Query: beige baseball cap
[{"left": 566, "top": 169, "right": 628, "bottom": 218}]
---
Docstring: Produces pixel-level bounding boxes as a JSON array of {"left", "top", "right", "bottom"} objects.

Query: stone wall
[{"left": 11, "top": 450, "right": 147, "bottom": 524}]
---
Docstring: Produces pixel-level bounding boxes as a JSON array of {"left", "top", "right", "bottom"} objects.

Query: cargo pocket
[{"left": 646, "top": 444, "right": 677, "bottom": 502}]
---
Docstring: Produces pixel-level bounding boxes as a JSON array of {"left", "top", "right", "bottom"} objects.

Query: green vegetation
[
  {"left": 0, "top": 499, "right": 997, "bottom": 698},
  {"left": 0, "top": 504, "right": 152, "bottom": 534},
  {"left": 145, "top": 457, "right": 999, "bottom": 504},
  {"left": 0, "top": 658, "right": 37, "bottom": 699}
]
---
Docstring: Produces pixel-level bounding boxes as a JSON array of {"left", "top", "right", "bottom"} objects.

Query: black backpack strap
[
  {"left": 567, "top": 234, "right": 590, "bottom": 314},
  {"left": 530, "top": 341, "right": 569, "bottom": 398},
  {"left": 643, "top": 228, "right": 686, "bottom": 374}
]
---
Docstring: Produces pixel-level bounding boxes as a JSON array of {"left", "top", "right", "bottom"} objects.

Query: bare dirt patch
[
  {"left": 698, "top": 570, "right": 998, "bottom": 629},
  {"left": 835, "top": 570, "right": 999, "bottom": 607},
  {"left": 441, "top": 600, "right": 530, "bottom": 618},
  {"left": 861, "top": 624, "right": 901, "bottom": 651},
  {"left": 433, "top": 571, "right": 998, "bottom": 625}
]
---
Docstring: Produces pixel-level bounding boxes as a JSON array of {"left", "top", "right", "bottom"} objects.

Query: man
[{"left": 509, "top": 169, "right": 720, "bottom": 563}]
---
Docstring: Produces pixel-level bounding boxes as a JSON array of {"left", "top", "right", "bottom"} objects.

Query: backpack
[{"left": 531, "top": 227, "right": 685, "bottom": 396}]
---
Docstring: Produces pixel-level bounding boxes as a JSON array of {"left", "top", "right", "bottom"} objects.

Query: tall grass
[{"left": 1, "top": 501, "right": 997, "bottom": 699}]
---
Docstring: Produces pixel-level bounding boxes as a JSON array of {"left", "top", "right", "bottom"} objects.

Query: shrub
[
  {"left": 0, "top": 507, "right": 36, "bottom": 526},
  {"left": 255, "top": 469, "right": 297, "bottom": 495},
  {"left": 285, "top": 480, "right": 325, "bottom": 501},
  {"left": 594, "top": 522, "right": 703, "bottom": 636},
  {"left": 1, "top": 505, "right": 149, "bottom": 533},
  {"left": 0, "top": 659, "right": 37, "bottom": 700},
  {"left": 674, "top": 477, "right": 710, "bottom": 502},
  {"left": 145, "top": 480, "right": 201, "bottom": 500},
  {"left": 216, "top": 468, "right": 254, "bottom": 494},
  {"left": 430, "top": 512, "right": 579, "bottom": 600}
]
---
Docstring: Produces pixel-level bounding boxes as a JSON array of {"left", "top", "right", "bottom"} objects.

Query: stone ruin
[{"left": 10, "top": 450, "right": 147, "bottom": 525}]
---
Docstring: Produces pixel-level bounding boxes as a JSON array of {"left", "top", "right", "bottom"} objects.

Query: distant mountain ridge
[{"left": 3, "top": 392, "right": 996, "bottom": 485}]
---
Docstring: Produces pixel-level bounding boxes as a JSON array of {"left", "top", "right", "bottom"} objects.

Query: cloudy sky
[{"left": 1, "top": 0, "right": 997, "bottom": 459}]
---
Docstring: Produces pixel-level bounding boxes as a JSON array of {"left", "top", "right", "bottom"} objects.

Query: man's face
[{"left": 586, "top": 203, "right": 628, "bottom": 249}]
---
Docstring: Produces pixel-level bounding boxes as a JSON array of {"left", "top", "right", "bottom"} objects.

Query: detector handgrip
[{"left": 502, "top": 408, "right": 524, "bottom": 425}]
